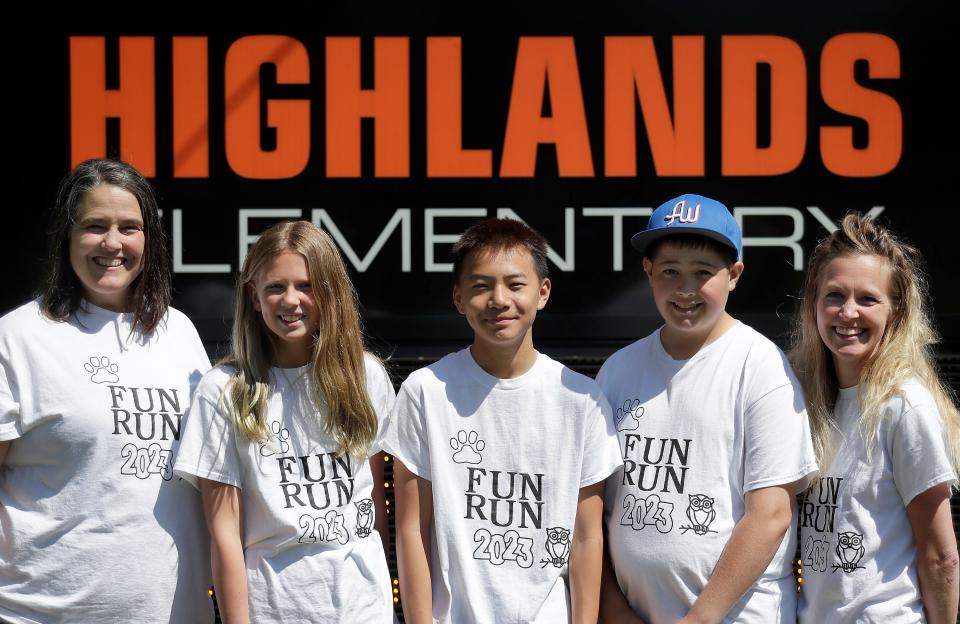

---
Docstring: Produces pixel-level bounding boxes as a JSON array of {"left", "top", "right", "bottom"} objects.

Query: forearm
[
  {"left": 395, "top": 462, "right": 434, "bottom": 624},
  {"left": 918, "top": 550, "right": 960, "bottom": 624},
  {"left": 371, "top": 453, "right": 390, "bottom": 557},
  {"left": 396, "top": 522, "right": 434, "bottom": 623},
  {"left": 600, "top": 545, "right": 645, "bottom": 624},
  {"left": 570, "top": 534, "right": 603, "bottom": 624},
  {"left": 909, "top": 483, "right": 960, "bottom": 624},
  {"left": 684, "top": 489, "right": 793, "bottom": 624},
  {"left": 210, "top": 533, "right": 250, "bottom": 624}
]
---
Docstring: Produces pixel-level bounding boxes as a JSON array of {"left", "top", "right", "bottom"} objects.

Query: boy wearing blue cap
[{"left": 598, "top": 195, "right": 817, "bottom": 624}]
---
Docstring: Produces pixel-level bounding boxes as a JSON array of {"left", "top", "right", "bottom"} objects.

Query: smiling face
[
  {"left": 815, "top": 254, "right": 893, "bottom": 388},
  {"left": 68, "top": 184, "right": 146, "bottom": 311},
  {"left": 453, "top": 247, "right": 550, "bottom": 362},
  {"left": 251, "top": 251, "right": 319, "bottom": 367},
  {"left": 642, "top": 241, "right": 743, "bottom": 357}
]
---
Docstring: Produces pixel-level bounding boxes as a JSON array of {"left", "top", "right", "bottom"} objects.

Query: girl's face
[
  {"left": 815, "top": 254, "right": 894, "bottom": 388},
  {"left": 251, "top": 252, "right": 319, "bottom": 367},
  {"left": 68, "top": 184, "right": 145, "bottom": 311}
]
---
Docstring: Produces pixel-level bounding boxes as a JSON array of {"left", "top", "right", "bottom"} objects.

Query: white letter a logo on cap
[{"left": 664, "top": 200, "right": 700, "bottom": 226}]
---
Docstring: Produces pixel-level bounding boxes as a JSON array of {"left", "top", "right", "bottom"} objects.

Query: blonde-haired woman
[
  {"left": 791, "top": 213, "right": 959, "bottom": 623},
  {"left": 174, "top": 220, "right": 395, "bottom": 623}
]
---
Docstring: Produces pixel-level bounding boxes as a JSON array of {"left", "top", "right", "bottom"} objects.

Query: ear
[
  {"left": 728, "top": 261, "right": 745, "bottom": 291},
  {"left": 452, "top": 282, "right": 465, "bottom": 315},
  {"left": 537, "top": 277, "right": 552, "bottom": 311},
  {"left": 642, "top": 257, "right": 654, "bottom": 279},
  {"left": 249, "top": 283, "right": 261, "bottom": 312}
]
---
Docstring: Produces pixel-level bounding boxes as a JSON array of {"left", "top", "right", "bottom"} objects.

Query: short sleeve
[
  {"left": 0, "top": 355, "right": 20, "bottom": 442},
  {"left": 380, "top": 382, "right": 431, "bottom": 480},
  {"left": 743, "top": 364, "right": 818, "bottom": 493},
  {"left": 365, "top": 355, "right": 398, "bottom": 454},
  {"left": 579, "top": 391, "right": 623, "bottom": 487},
  {"left": 173, "top": 369, "right": 244, "bottom": 490},
  {"left": 889, "top": 397, "right": 957, "bottom": 506}
]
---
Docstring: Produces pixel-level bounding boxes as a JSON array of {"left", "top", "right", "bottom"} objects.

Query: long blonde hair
[
  {"left": 790, "top": 213, "right": 960, "bottom": 475},
  {"left": 224, "top": 220, "right": 378, "bottom": 459}
]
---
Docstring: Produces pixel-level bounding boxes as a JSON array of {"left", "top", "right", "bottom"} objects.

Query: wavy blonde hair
[
  {"left": 224, "top": 220, "right": 378, "bottom": 459},
  {"left": 790, "top": 213, "right": 960, "bottom": 475}
]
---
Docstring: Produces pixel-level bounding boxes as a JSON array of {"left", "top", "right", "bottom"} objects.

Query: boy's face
[
  {"left": 453, "top": 247, "right": 551, "bottom": 351},
  {"left": 642, "top": 241, "right": 743, "bottom": 338}
]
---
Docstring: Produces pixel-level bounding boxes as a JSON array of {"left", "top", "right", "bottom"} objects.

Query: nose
[
  {"left": 489, "top": 284, "right": 509, "bottom": 308},
  {"left": 677, "top": 275, "right": 697, "bottom": 297},
  {"left": 838, "top": 297, "right": 859, "bottom": 319},
  {"left": 101, "top": 226, "right": 123, "bottom": 250},
  {"left": 281, "top": 286, "right": 300, "bottom": 307}
]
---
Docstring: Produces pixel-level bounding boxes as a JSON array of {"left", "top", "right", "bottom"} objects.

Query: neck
[
  {"left": 470, "top": 332, "right": 538, "bottom": 379},
  {"left": 660, "top": 313, "right": 736, "bottom": 360},
  {"left": 834, "top": 359, "right": 862, "bottom": 389},
  {"left": 274, "top": 343, "right": 311, "bottom": 368}
]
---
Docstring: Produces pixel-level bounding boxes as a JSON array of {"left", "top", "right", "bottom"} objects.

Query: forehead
[
  {"left": 819, "top": 254, "right": 891, "bottom": 289},
  {"left": 461, "top": 246, "right": 538, "bottom": 277},
  {"left": 257, "top": 251, "right": 309, "bottom": 282},
  {"left": 77, "top": 184, "right": 142, "bottom": 220},
  {"left": 650, "top": 240, "right": 729, "bottom": 266}
]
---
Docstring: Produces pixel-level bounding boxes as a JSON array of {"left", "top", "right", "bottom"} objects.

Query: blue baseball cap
[{"left": 630, "top": 193, "right": 742, "bottom": 260}]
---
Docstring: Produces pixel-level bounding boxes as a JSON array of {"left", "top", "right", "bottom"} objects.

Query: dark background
[{"left": 4, "top": 1, "right": 957, "bottom": 359}]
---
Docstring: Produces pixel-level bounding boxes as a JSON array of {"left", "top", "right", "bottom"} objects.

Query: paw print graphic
[
  {"left": 84, "top": 356, "right": 119, "bottom": 384},
  {"left": 259, "top": 420, "right": 291, "bottom": 457},
  {"left": 450, "top": 430, "right": 485, "bottom": 464},
  {"left": 615, "top": 399, "right": 644, "bottom": 432}
]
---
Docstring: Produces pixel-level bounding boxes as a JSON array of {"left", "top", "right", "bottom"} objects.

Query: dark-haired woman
[{"left": 0, "top": 159, "right": 213, "bottom": 623}]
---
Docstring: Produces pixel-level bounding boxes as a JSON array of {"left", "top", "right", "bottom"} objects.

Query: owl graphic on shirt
[
  {"left": 354, "top": 498, "right": 374, "bottom": 538},
  {"left": 685, "top": 494, "right": 716, "bottom": 535},
  {"left": 541, "top": 527, "right": 571, "bottom": 568},
  {"left": 833, "top": 531, "right": 865, "bottom": 573}
]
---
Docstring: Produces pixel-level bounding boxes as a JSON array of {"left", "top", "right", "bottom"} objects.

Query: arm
[
  {"left": 569, "top": 481, "right": 605, "bottom": 624},
  {"left": 907, "top": 482, "right": 959, "bottom": 624},
  {"left": 680, "top": 481, "right": 800, "bottom": 624},
  {"left": 599, "top": 529, "right": 646, "bottom": 624},
  {"left": 199, "top": 477, "right": 249, "bottom": 624},
  {"left": 394, "top": 459, "right": 434, "bottom": 624},
  {"left": 0, "top": 440, "right": 9, "bottom": 465},
  {"left": 370, "top": 452, "right": 390, "bottom": 557}
]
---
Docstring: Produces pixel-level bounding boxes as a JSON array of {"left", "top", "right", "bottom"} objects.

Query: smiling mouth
[
  {"left": 671, "top": 301, "right": 701, "bottom": 311},
  {"left": 93, "top": 257, "right": 125, "bottom": 268},
  {"left": 834, "top": 326, "right": 865, "bottom": 337},
  {"left": 280, "top": 314, "right": 305, "bottom": 323}
]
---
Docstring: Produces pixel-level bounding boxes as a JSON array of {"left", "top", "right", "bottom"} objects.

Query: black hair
[{"left": 452, "top": 218, "right": 549, "bottom": 283}]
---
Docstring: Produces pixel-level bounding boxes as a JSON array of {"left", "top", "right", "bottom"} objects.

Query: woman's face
[
  {"left": 815, "top": 254, "right": 894, "bottom": 388},
  {"left": 250, "top": 252, "right": 319, "bottom": 368},
  {"left": 68, "top": 184, "right": 145, "bottom": 311}
]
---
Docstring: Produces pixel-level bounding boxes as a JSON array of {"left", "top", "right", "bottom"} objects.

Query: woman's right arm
[
  {"left": 394, "top": 459, "right": 434, "bottom": 624},
  {"left": 199, "top": 477, "right": 249, "bottom": 624}
]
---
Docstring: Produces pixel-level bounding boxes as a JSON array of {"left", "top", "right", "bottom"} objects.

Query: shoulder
[
  {"left": 884, "top": 379, "right": 939, "bottom": 421},
  {"left": 363, "top": 352, "right": 394, "bottom": 389},
  {"left": 195, "top": 364, "right": 236, "bottom": 400},
  {"left": 400, "top": 351, "right": 460, "bottom": 391},
  {"left": 157, "top": 305, "right": 202, "bottom": 337},
  {"left": 0, "top": 300, "right": 55, "bottom": 336},
  {"left": 599, "top": 334, "right": 654, "bottom": 373},
  {"left": 538, "top": 353, "right": 598, "bottom": 394}
]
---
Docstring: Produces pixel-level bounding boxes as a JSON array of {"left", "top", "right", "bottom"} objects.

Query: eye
[
  {"left": 662, "top": 268, "right": 678, "bottom": 277},
  {"left": 823, "top": 292, "right": 844, "bottom": 302},
  {"left": 83, "top": 223, "right": 107, "bottom": 233},
  {"left": 120, "top": 224, "right": 143, "bottom": 235},
  {"left": 509, "top": 282, "right": 527, "bottom": 290}
]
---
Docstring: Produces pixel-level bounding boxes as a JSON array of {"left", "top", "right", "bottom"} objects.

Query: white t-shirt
[
  {"left": 381, "top": 348, "right": 622, "bottom": 624},
  {"left": 173, "top": 353, "right": 396, "bottom": 624},
  {"left": 0, "top": 300, "right": 213, "bottom": 624},
  {"left": 798, "top": 381, "right": 957, "bottom": 623},
  {"left": 597, "top": 322, "right": 818, "bottom": 624}
]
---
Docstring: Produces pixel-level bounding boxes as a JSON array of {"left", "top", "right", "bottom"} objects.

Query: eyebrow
[
  {"left": 657, "top": 259, "right": 720, "bottom": 268},
  {"left": 466, "top": 272, "right": 528, "bottom": 280}
]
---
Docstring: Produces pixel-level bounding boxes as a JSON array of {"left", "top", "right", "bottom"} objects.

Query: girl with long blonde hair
[
  {"left": 791, "top": 213, "right": 959, "bottom": 623},
  {"left": 174, "top": 220, "right": 395, "bottom": 623}
]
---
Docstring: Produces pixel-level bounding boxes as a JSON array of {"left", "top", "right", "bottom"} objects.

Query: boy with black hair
[
  {"left": 598, "top": 194, "right": 817, "bottom": 623},
  {"left": 384, "top": 217, "right": 622, "bottom": 623}
]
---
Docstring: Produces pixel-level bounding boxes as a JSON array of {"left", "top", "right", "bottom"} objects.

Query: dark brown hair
[
  {"left": 646, "top": 233, "right": 738, "bottom": 266},
  {"left": 452, "top": 218, "right": 549, "bottom": 283}
]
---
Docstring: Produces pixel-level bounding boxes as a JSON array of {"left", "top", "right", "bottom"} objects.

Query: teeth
[
  {"left": 280, "top": 315, "right": 304, "bottom": 322},
  {"left": 835, "top": 327, "right": 864, "bottom": 336},
  {"left": 673, "top": 302, "right": 700, "bottom": 310},
  {"left": 94, "top": 258, "right": 124, "bottom": 267}
]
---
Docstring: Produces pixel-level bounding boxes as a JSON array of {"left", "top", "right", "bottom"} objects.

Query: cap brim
[{"left": 630, "top": 227, "right": 739, "bottom": 257}]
